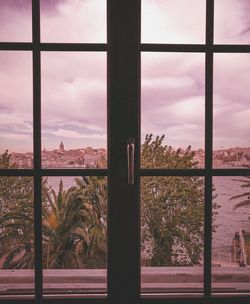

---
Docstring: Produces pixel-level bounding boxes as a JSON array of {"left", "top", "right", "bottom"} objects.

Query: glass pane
[
  {"left": 212, "top": 176, "right": 250, "bottom": 293},
  {"left": 141, "top": 0, "right": 205, "bottom": 44},
  {"left": 42, "top": 176, "right": 107, "bottom": 295},
  {"left": 0, "top": 52, "right": 33, "bottom": 168},
  {"left": 213, "top": 54, "right": 250, "bottom": 168},
  {"left": 0, "top": 176, "right": 34, "bottom": 296},
  {"left": 214, "top": 0, "right": 250, "bottom": 44},
  {"left": 41, "top": 52, "right": 107, "bottom": 168},
  {"left": 141, "top": 176, "right": 204, "bottom": 294},
  {"left": 0, "top": 0, "right": 32, "bottom": 42},
  {"left": 141, "top": 53, "right": 205, "bottom": 168},
  {"left": 40, "top": 0, "right": 106, "bottom": 43}
]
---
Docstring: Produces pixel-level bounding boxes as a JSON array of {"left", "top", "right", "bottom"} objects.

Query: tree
[
  {"left": 0, "top": 150, "right": 34, "bottom": 269},
  {"left": 230, "top": 176, "right": 250, "bottom": 209},
  {"left": 1, "top": 136, "right": 219, "bottom": 269},
  {"left": 141, "top": 135, "right": 219, "bottom": 266},
  {"left": 0, "top": 150, "right": 107, "bottom": 269},
  {"left": 42, "top": 176, "right": 107, "bottom": 269}
]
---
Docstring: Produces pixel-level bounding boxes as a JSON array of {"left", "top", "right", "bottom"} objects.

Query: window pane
[
  {"left": 212, "top": 176, "right": 250, "bottom": 293},
  {"left": 0, "top": 52, "right": 33, "bottom": 168},
  {"left": 40, "top": 0, "right": 106, "bottom": 43},
  {"left": 41, "top": 52, "right": 107, "bottom": 169},
  {"left": 0, "top": 0, "right": 32, "bottom": 42},
  {"left": 141, "top": 0, "right": 205, "bottom": 44},
  {"left": 141, "top": 53, "right": 205, "bottom": 168},
  {"left": 0, "top": 176, "right": 34, "bottom": 296},
  {"left": 42, "top": 176, "right": 107, "bottom": 295},
  {"left": 141, "top": 176, "right": 204, "bottom": 294},
  {"left": 213, "top": 54, "right": 250, "bottom": 168},
  {"left": 214, "top": 0, "right": 250, "bottom": 44}
]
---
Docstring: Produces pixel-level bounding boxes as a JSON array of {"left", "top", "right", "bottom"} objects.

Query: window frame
[{"left": 0, "top": 0, "right": 250, "bottom": 303}]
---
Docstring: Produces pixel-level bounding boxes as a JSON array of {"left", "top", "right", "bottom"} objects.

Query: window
[{"left": 0, "top": 0, "right": 250, "bottom": 303}]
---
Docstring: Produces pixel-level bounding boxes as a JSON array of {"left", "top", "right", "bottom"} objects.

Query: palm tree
[
  {"left": 230, "top": 176, "right": 250, "bottom": 209},
  {"left": 0, "top": 151, "right": 34, "bottom": 269},
  {"left": 42, "top": 176, "right": 107, "bottom": 269},
  {"left": 0, "top": 193, "right": 34, "bottom": 269},
  {"left": 0, "top": 169, "right": 107, "bottom": 269}
]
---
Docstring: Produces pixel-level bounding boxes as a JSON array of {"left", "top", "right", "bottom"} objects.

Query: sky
[{"left": 0, "top": 0, "right": 249, "bottom": 153}]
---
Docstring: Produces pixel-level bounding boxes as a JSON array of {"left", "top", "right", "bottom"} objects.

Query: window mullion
[
  {"left": 32, "top": 0, "right": 42, "bottom": 301},
  {"left": 204, "top": 0, "right": 214, "bottom": 297}
]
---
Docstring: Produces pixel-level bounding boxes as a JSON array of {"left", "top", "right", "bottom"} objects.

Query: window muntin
[
  {"left": 0, "top": 0, "right": 250, "bottom": 302},
  {"left": 140, "top": 0, "right": 250, "bottom": 298}
]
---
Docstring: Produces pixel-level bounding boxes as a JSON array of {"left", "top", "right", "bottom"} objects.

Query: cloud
[
  {"left": 51, "top": 128, "right": 106, "bottom": 140},
  {"left": 0, "top": 0, "right": 249, "bottom": 153},
  {"left": 141, "top": 53, "right": 205, "bottom": 149},
  {"left": 213, "top": 53, "right": 250, "bottom": 148},
  {"left": 0, "top": 0, "right": 32, "bottom": 42},
  {"left": 142, "top": 0, "right": 206, "bottom": 43},
  {"left": 0, "top": 132, "right": 30, "bottom": 141},
  {"left": 41, "top": 51, "right": 107, "bottom": 150},
  {"left": 40, "top": 0, "right": 106, "bottom": 42},
  {"left": 214, "top": 0, "right": 250, "bottom": 43}
]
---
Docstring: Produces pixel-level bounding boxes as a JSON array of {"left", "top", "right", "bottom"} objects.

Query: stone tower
[{"left": 60, "top": 141, "right": 64, "bottom": 151}]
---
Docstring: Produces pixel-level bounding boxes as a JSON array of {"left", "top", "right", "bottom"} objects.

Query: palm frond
[{"left": 233, "top": 199, "right": 250, "bottom": 210}]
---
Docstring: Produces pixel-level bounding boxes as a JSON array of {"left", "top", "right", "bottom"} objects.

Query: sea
[{"left": 47, "top": 175, "right": 250, "bottom": 263}]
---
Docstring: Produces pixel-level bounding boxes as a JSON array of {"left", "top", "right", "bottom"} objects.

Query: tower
[{"left": 60, "top": 141, "right": 64, "bottom": 151}]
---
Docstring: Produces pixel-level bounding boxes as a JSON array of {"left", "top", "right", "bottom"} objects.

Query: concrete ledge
[{"left": 0, "top": 267, "right": 250, "bottom": 295}]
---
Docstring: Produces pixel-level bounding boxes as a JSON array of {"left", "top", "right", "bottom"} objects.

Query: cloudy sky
[{"left": 0, "top": 0, "right": 249, "bottom": 154}]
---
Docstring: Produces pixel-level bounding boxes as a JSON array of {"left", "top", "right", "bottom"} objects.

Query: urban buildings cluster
[
  {"left": 8, "top": 142, "right": 250, "bottom": 169},
  {"left": 10, "top": 141, "right": 107, "bottom": 169},
  {"left": 194, "top": 147, "right": 250, "bottom": 168}
]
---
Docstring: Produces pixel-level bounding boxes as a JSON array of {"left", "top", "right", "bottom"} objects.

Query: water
[
  {"left": 47, "top": 176, "right": 250, "bottom": 262},
  {"left": 213, "top": 176, "right": 250, "bottom": 262}
]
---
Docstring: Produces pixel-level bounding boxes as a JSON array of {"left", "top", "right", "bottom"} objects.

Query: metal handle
[{"left": 127, "top": 137, "right": 135, "bottom": 185}]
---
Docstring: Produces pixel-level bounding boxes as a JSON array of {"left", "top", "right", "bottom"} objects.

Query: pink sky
[{"left": 0, "top": 0, "right": 249, "bottom": 153}]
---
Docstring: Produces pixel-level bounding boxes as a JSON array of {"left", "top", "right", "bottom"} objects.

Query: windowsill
[{"left": 0, "top": 267, "right": 250, "bottom": 296}]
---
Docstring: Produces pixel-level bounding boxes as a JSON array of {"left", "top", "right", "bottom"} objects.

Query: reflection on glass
[
  {"left": 213, "top": 54, "right": 250, "bottom": 168},
  {"left": 141, "top": 176, "right": 204, "bottom": 293},
  {"left": 212, "top": 177, "right": 250, "bottom": 293},
  {"left": 214, "top": 0, "right": 250, "bottom": 44},
  {"left": 0, "top": 0, "right": 32, "bottom": 42},
  {"left": 0, "top": 52, "right": 33, "bottom": 168},
  {"left": 41, "top": 52, "right": 107, "bottom": 168},
  {"left": 40, "top": 0, "right": 106, "bottom": 42},
  {"left": 0, "top": 176, "right": 34, "bottom": 295},
  {"left": 141, "top": 53, "right": 205, "bottom": 168},
  {"left": 42, "top": 176, "right": 107, "bottom": 294},
  {"left": 141, "top": 0, "right": 205, "bottom": 43}
]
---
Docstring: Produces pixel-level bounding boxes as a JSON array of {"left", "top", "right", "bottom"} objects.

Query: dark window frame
[{"left": 0, "top": 0, "right": 250, "bottom": 303}]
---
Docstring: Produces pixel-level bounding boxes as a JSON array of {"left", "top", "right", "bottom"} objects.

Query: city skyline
[{"left": 0, "top": 0, "right": 249, "bottom": 153}]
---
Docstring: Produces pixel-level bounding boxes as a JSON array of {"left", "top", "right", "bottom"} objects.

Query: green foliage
[
  {"left": 42, "top": 176, "right": 107, "bottom": 269},
  {"left": 141, "top": 134, "right": 220, "bottom": 266},
  {"left": 142, "top": 134, "right": 198, "bottom": 169},
  {"left": 0, "top": 150, "right": 107, "bottom": 269},
  {"left": 0, "top": 136, "right": 220, "bottom": 269},
  {"left": 0, "top": 150, "right": 34, "bottom": 269}
]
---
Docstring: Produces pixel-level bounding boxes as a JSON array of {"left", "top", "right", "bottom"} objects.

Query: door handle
[{"left": 127, "top": 137, "right": 135, "bottom": 185}]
